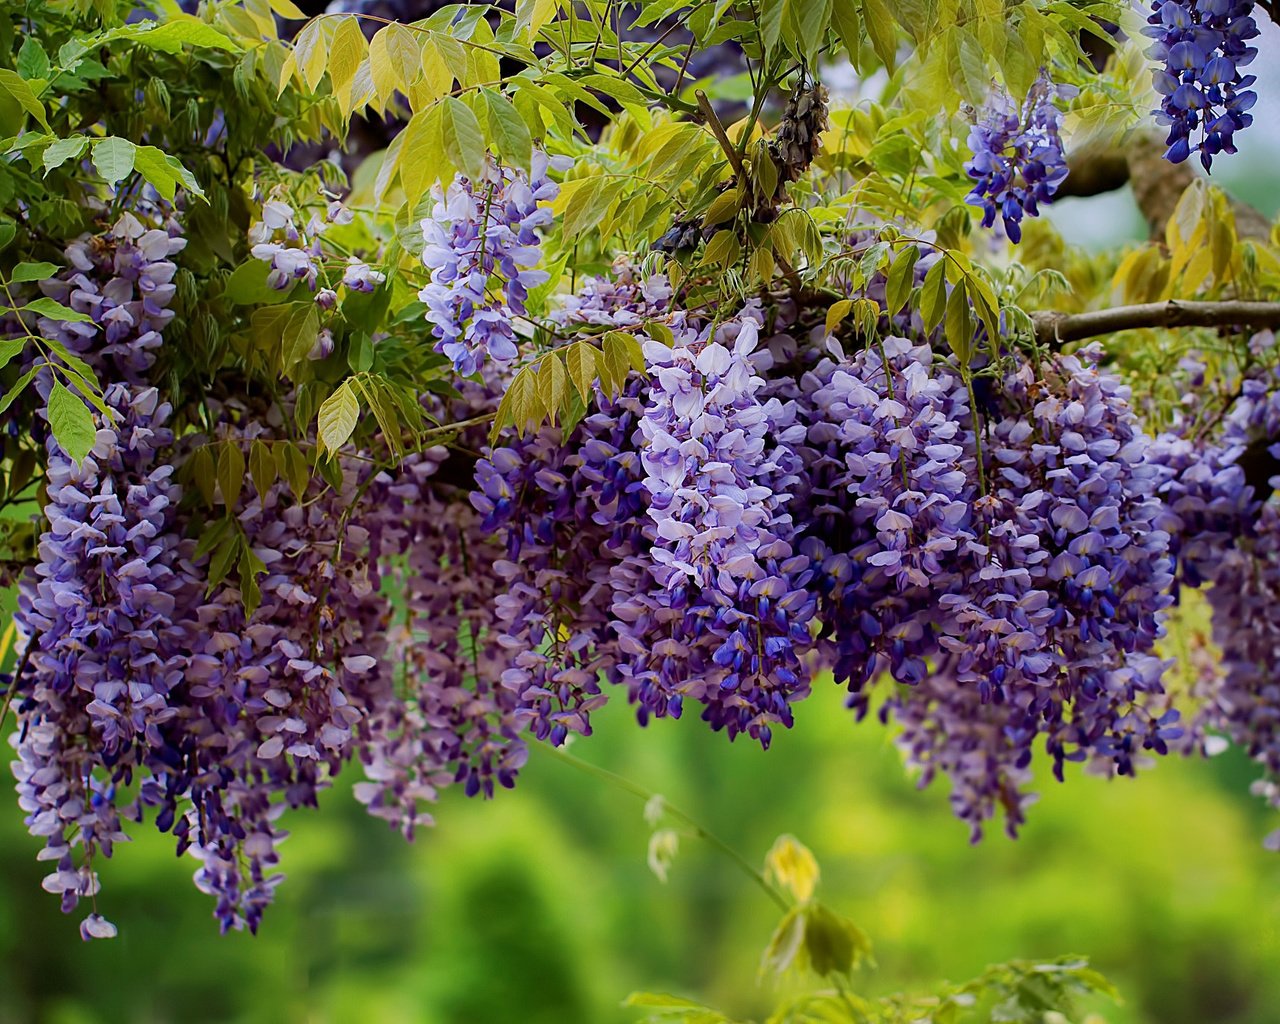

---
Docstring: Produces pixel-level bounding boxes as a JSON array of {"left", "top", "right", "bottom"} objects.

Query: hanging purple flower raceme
[
  {"left": 1201, "top": 500, "right": 1280, "bottom": 850},
  {"left": 169, "top": 433, "right": 398, "bottom": 933},
  {"left": 13, "top": 212, "right": 197, "bottom": 940},
  {"left": 13, "top": 383, "right": 197, "bottom": 941},
  {"left": 795, "top": 337, "right": 975, "bottom": 711},
  {"left": 896, "top": 351, "right": 1179, "bottom": 838},
  {"left": 1154, "top": 370, "right": 1280, "bottom": 846},
  {"left": 1144, "top": 0, "right": 1259, "bottom": 170},
  {"left": 37, "top": 211, "right": 186, "bottom": 384},
  {"left": 964, "top": 71, "right": 1071, "bottom": 243},
  {"left": 419, "top": 152, "right": 563, "bottom": 376},
  {"left": 357, "top": 381, "right": 527, "bottom": 835},
  {"left": 614, "top": 312, "right": 817, "bottom": 748},
  {"left": 472, "top": 382, "right": 648, "bottom": 746}
]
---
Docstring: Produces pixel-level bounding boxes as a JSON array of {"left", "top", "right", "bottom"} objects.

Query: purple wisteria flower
[
  {"left": 14, "top": 383, "right": 195, "bottom": 941},
  {"left": 614, "top": 311, "right": 817, "bottom": 747},
  {"left": 38, "top": 211, "right": 186, "bottom": 384},
  {"left": 1144, "top": 0, "right": 1259, "bottom": 170},
  {"left": 965, "top": 71, "right": 1071, "bottom": 243},
  {"left": 248, "top": 197, "right": 321, "bottom": 291},
  {"left": 472, "top": 382, "right": 648, "bottom": 745},
  {"left": 419, "top": 151, "right": 564, "bottom": 376}
]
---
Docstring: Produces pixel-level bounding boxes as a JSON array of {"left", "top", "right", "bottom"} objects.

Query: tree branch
[
  {"left": 1032, "top": 299, "right": 1280, "bottom": 346},
  {"left": 1061, "top": 134, "right": 1271, "bottom": 241}
]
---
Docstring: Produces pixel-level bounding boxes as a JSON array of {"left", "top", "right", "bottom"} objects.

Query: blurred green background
[{"left": 1, "top": 673, "right": 1276, "bottom": 1024}]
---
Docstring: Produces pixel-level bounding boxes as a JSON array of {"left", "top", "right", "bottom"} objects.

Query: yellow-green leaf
[
  {"left": 327, "top": 16, "right": 368, "bottom": 112},
  {"left": 484, "top": 89, "right": 533, "bottom": 172},
  {"left": 369, "top": 22, "right": 420, "bottom": 107},
  {"left": 441, "top": 96, "right": 485, "bottom": 182},
  {"left": 91, "top": 137, "right": 137, "bottom": 186},
  {"left": 565, "top": 341, "right": 598, "bottom": 402},
  {"left": 825, "top": 298, "right": 855, "bottom": 336},
  {"left": 318, "top": 380, "right": 360, "bottom": 455},
  {"left": 537, "top": 355, "right": 568, "bottom": 422}
]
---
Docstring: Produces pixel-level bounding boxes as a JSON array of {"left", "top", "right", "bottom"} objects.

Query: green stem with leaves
[{"left": 536, "top": 742, "right": 790, "bottom": 913}]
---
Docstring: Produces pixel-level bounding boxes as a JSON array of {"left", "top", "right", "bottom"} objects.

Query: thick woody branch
[
  {"left": 1032, "top": 299, "right": 1280, "bottom": 346},
  {"left": 1061, "top": 134, "right": 1271, "bottom": 241}
]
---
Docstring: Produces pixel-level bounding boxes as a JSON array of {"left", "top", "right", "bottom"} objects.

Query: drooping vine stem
[{"left": 536, "top": 741, "right": 790, "bottom": 913}]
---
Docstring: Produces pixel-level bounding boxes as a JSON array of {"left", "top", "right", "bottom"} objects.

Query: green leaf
[
  {"left": 920, "top": 259, "right": 947, "bottom": 334},
  {"left": 268, "top": 0, "right": 307, "bottom": 18},
  {"left": 601, "top": 332, "right": 633, "bottom": 395},
  {"left": 565, "top": 341, "right": 598, "bottom": 403},
  {"left": 276, "top": 442, "right": 310, "bottom": 500},
  {"left": 17, "top": 39, "right": 51, "bottom": 81},
  {"left": 0, "top": 367, "right": 34, "bottom": 417},
  {"left": 484, "top": 90, "right": 533, "bottom": 172},
  {"left": 91, "top": 137, "right": 137, "bottom": 187},
  {"left": 189, "top": 446, "right": 216, "bottom": 505},
  {"left": 41, "top": 136, "right": 89, "bottom": 174},
  {"left": 207, "top": 530, "right": 240, "bottom": 594},
  {"left": 318, "top": 381, "right": 361, "bottom": 456},
  {"left": 703, "top": 187, "right": 742, "bottom": 228},
  {"left": 131, "top": 145, "right": 199, "bottom": 202},
  {"left": 327, "top": 15, "right": 368, "bottom": 112},
  {"left": 786, "top": 0, "right": 833, "bottom": 63},
  {"left": 193, "top": 516, "right": 231, "bottom": 560},
  {"left": 163, "top": 154, "right": 206, "bottom": 201},
  {"left": 22, "top": 297, "right": 95, "bottom": 323},
  {"left": 701, "top": 229, "right": 740, "bottom": 269},
  {"left": 0, "top": 70, "right": 48, "bottom": 130},
  {"left": 9, "top": 262, "right": 59, "bottom": 285},
  {"left": 885, "top": 247, "right": 920, "bottom": 317},
  {"left": 556, "top": 176, "right": 625, "bottom": 241},
  {"left": 281, "top": 303, "right": 320, "bottom": 373},
  {"left": 249, "top": 439, "right": 275, "bottom": 498},
  {"left": 47, "top": 382, "right": 96, "bottom": 464},
  {"left": 441, "top": 96, "right": 485, "bottom": 182},
  {"left": 803, "top": 903, "right": 871, "bottom": 977},
  {"left": 580, "top": 73, "right": 649, "bottom": 108},
  {"left": 353, "top": 374, "right": 403, "bottom": 455},
  {"left": 0, "top": 337, "right": 26, "bottom": 373},
  {"left": 830, "top": 1, "right": 862, "bottom": 64},
  {"left": 217, "top": 441, "right": 246, "bottom": 509},
  {"left": 398, "top": 102, "right": 450, "bottom": 207},
  {"left": 239, "top": 547, "right": 265, "bottom": 616},
  {"left": 944, "top": 279, "right": 973, "bottom": 364},
  {"left": 862, "top": 0, "right": 899, "bottom": 70},
  {"left": 510, "top": 365, "right": 540, "bottom": 431},
  {"left": 121, "top": 17, "right": 240, "bottom": 54},
  {"left": 227, "top": 261, "right": 287, "bottom": 305},
  {"left": 607, "top": 330, "right": 646, "bottom": 373},
  {"left": 761, "top": 906, "right": 807, "bottom": 977}
]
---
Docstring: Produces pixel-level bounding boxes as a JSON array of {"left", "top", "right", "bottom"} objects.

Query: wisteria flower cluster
[
  {"left": 419, "top": 152, "right": 563, "bottom": 375},
  {"left": 16, "top": 202, "right": 1280, "bottom": 946},
  {"left": 1144, "top": 0, "right": 1259, "bottom": 170},
  {"left": 964, "top": 71, "right": 1071, "bottom": 243},
  {"left": 1150, "top": 367, "right": 1280, "bottom": 845},
  {"left": 622, "top": 313, "right": 816, "bottom": 746}
]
